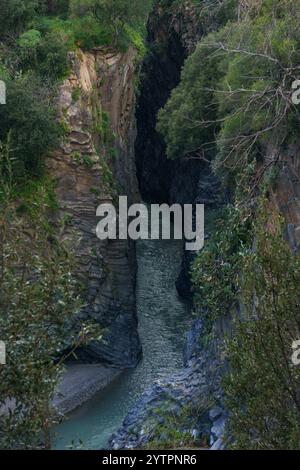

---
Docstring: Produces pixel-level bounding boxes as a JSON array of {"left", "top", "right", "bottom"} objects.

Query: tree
[
  {"left": 224, "top": 201, "right": 300, "bottom": 449},
  {"left": 0, "top": 144, "right": 77, "bottom": 448},
  {"left": 44, "top": 0, "right": 70, "bottom": 16},
  {"left": 0, "top": 141, "right": 101, "bottom": 449},
  {"left": 158, "top": 0, "right": 300, "bottom": 190},
  {"left": 18, "top": 30, "right": 69, "bottom": 79},
  {"left": 0, "top": 73, "right": 63, "bottom": 179},
  {"left": 70, "top": 0, "right": 151, "bottom": 44},
  {"left": 0, "top": 0, "right": 43, "bottom": 38}
]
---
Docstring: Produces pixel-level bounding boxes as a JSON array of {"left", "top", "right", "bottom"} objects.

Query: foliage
[
  {"left": 192, "top": 205, "right": 253, "bottom": 327},
  {"left": 68, "top": 0, "right": 152, "bottom": 50},
  {"left": 224, "top": 200, "right": 300, "bottom": 449},
  {"left": 18, "top": 28, "right": 42, "bottom": 49},
  {"left": 70, "top": 15, "right": 112, "bottom": 49},
  {"left": 145, "top": 402, "right": 210, "bottom": 449},
  {"left": 70, "top": 0, "right": 152, "bottom": 44},
  {"left": 157, "top": 38, "right": 223, "bottom": 159},
  {"left": 0, "top": 0, "right": 42, "bottom": 39},
  {"left": 158, "top": 0, "right": 300, "bottom": 188},
  {"left": 192, "top": 0, "right": 238, "bottom": 30},
  {"left": 44, "top": 0, "right": 70, "bottom": 17},
  {"left": 0, "top": 73, "right": 63, "bottom": 179},
  {"left": 0, "top": 143, "right": 102, "bottom": 449},
  {"left": 213, "top": 2, "right": 300, "bottom": 182},
  {"left": 0, "top": 145, "right": 72, "bottom": 449},
  {"left": 18, "top": 29, "right": 69, "bottom": 79}
]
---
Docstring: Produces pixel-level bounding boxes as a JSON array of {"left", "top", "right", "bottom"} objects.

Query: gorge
[
  {"left": 1, "top": 0, "right": 300, "bottom": 452},
  {"left": 53, "top": 2, "right": 209, "bottom": 449}
]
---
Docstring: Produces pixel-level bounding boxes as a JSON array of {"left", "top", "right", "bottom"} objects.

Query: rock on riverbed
[{"left": 109, "top": 320, "right": 227, "bottom": 450}]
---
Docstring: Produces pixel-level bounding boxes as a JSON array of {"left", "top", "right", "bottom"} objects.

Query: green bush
[
  {"left": 18, "top": 29, "right": 69, "bottom": 79},
  {"left": 0, "top": 0, "right": 42, "bottom": 38},
  {"left": 0, "top": 163, "right": 80, "bottom": 449},
  {"left": 224, "top": 200, "right": 300, "bottom": 449},
  {"left": 158, "top": 0, "right": 300, "bottom": 188},
  {"left": 192, "top": 205, "right": 253, "bottom": 327},
  {"left": 44, "top": 0, "right": 70, "bottom": 18},
  {"left": 33, "top": 15, "right": 76, "bottom": 48},
  {"left": 70, "top": 0, "right": 152, "bottom": 49},
  {"left": 71, "top": 15, "right": 112, "bottom": 49},
  {"left": 37, "top": 31, "right": 69, "bottom": 78},
  {"left": 157, "top": 38, "right": 223, "bottom": 159},
  {"left": 0, "top": 74, "right": 63, "bottom": 178}
]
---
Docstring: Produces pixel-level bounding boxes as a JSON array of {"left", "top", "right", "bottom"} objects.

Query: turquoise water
[{"left": 53, "top": 236, "right": 191, "bottom": 449}]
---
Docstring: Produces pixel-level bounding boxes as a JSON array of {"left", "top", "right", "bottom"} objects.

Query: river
[{"left": 53, "top": 235, "right": 191, "bottom": 449}]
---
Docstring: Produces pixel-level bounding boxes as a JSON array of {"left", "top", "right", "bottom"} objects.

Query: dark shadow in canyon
[{"left": 135, "top": 10, "right": 202, "bottom": 206}]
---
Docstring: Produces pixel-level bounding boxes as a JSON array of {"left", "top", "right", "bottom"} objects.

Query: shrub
[
  {"left": 18, "top": 29, "right": 69, "bottom": 79},
  {"left": 157, "top": 38, "right": 223, "bottom": 160},
  {"left": 192, "top": 205, "right": 253, "bottom": 327},
  {"left": 0, "top": 0, "right": 42, "bottom": 38},
  {"left": 70, "top": 0, "right": 152, "bottom": 48},
  {"left": 0, "top": 73, "right": 63, "bottom": 179},
  {"left": 158, "top": 0, "right": 300, "bottom": 188},
  {"left": 224, "top": 200, "right": 300, "bottom": 449},
  {"left": 37, "top": 31, "right": 69, "bottom": 79},
  {"left": 71, "top": 15, "right": 112, "bottom": 49}
]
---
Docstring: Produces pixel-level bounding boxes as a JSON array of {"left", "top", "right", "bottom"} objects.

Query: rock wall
[
  {"left": 135, "top": 1, "right": 203, "bottom": 205},
  {"left": 109, "top": 2, "right": 226, "bottom": 449},
  {"left": 269, "top": 144, "right": 300, "bottom": 251},
  {"left": 111, "top": 2, "right": 300, "bottom": 450},
  {"left": 48, "top": 47, "right": 141, "bottom": 369}
]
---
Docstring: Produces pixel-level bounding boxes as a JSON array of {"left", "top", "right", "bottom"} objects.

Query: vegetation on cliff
[
  {"left": 0, "top": 0, "right": 150, "bottom": 449},
  {"left": 0, "top": 149, "right": 93, "bottom": 449},
  {"left": 1, "top": 0, "right": 300, "bottom": 451},
  {"left": 0, "top": 0, "right": 152, "bottom": 184},
  {"left": 158, "top": 0, "right": 300, "bottom": 449},
  {"left": 224, "top": 201, "right": 300, "bottom": 449}
]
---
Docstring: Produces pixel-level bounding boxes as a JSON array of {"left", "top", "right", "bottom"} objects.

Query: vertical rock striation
[
  {"left": 109, "top": 2, "right": 226, "bottom": 449},
  {"left": 48, "top": 47, "right": 141, "bottom": 369}
]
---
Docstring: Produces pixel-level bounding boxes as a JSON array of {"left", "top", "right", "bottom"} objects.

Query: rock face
[
  {"left": 48, "top": 47, "right": 141, "bottom": 368},
  {"left": 109, "top": 2, "right": 227, "bottom": 449},
  {"left": 135, "top": 3, "right": 223, "bottom": 300},
  {"left": 109, "top": 319, "right": 226, "bottom": 449},
  {"left": 269, "top": 144, "right": 300, "bottom": 251},
  {"left": 53, "top": 364, "right": 121, "bottom": 415},
  {"left": 135, "top": 2, "right": 203, "bottom": 205}
]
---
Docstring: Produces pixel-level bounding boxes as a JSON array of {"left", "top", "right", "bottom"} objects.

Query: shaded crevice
[
  {"left": 134, "top": 9, "right": 205, "bottom": 298},
  {"left": 135, "top": 9, "right": 223, "bottom": 298},
  {"left": 135, "top": 11, "right": 201, "bottom": 204}
]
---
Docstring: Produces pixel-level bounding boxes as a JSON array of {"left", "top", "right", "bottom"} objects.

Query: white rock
[
  {"left": 210, "top": 438, "right": 225, "bottom": 451},
  {"left": 210, "top": 417, "right": 225, "bottom": 445}
]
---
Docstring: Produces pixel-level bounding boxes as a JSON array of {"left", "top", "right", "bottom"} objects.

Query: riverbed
[{"left": 53, "top": 235, "right": 191, "bottom": 450}]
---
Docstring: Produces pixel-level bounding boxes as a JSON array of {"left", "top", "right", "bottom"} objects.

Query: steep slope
[
  {"left": 48, "top": 47, "right": 141, "bottom": 369},
  {"left": 111, "top": 0, "right": 300, "bottom": 451},
  {"left": 110, "top": 1, "right": 225, "bottom": 450},
  {"left": 135, "top": 1, "right": 203, "bottom": 205}
]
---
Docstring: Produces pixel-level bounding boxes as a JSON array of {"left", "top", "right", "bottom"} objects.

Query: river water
[{"left": 53, "top": 236, "right": 191, "bottom": 449}]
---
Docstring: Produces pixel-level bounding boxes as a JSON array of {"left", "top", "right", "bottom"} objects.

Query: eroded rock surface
[
  {"left": 109, "top": 320, "right": 226, "bottom": 450},
  {"left": 48, "top": 47, "right": 141, "bottom": 368}
]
